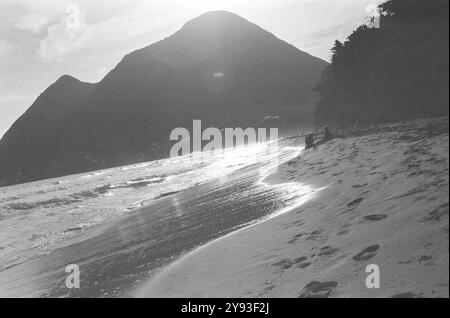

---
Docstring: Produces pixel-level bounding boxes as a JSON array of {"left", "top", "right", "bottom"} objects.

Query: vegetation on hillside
[{"left": 314, "top": 0, "right": 449, "bottom": 128}]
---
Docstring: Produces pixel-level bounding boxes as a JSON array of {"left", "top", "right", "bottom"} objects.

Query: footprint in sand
[
  {"left": 421, "top": 202, "right": 449, "bottom": 222},
  {"left": 298, "top": 281, "right": 338, "bottom": 298},
  {"left": 272, "top": 259, "right": 293, "bottom": 271},
  {"left": 337, "top": 229, "right": 350, "bottom": 235},
  {"left": 347, "top": 198, "right": 364, "bottom": 207},
  {"left": 288, "top": 232, "right": 305, "bottom": 244},
  {"left": 418, "top": 255, "right": 433, "bottom": 264},
  {"left": 318, "top": 246, "right": 339, "bottom": 256},
  {"left": 363, "top": 214, "right": 387, "bottom": 222},
  {"left": 353, "top": 245, "right": 380, "bottom": 261},
  {"left": 282, "top": 219, "right": 304, "bottom": 230},
  {"left": 297, "top": 262, "right": 311, "bottom": 269},
  {"left": 273, "top": 255, "right": 313, "bottom": 272},
  {"left": 294, "top": 256, "right": 307, "bottom": 263},
  {"left": 293, "top": 256, "right": 311, "bottom": 269},
  {"left": 305, "top": 229, "right": 324, "bottom": 241}
]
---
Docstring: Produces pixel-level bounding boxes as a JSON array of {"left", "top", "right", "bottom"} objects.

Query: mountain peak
[
  {"left": 196, "top": 10, "right": 243, "bottom": 18},
  {"left": 55, "top": 74, "right": 79, "bottom": 84},
  {"left": 1, "top": 11, "right": 328, "bottom": 186},
  {"left": 186, "top": 10, "right": 246, "bottom": 23},
  {"left": 126, "top": 10, "right": 312, "bottom": 70},
  {"left": 179, "top": 10, "right": 257, "bottom": 35}
]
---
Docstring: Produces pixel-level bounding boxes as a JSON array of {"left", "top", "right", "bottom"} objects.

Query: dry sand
[{"left": 134, "top": 119, "right": 449, "bottom": 298}]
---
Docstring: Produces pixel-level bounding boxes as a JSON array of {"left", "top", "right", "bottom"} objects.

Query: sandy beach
[{"left": 135, "top": 119, "right": 449, "bottom": 298}]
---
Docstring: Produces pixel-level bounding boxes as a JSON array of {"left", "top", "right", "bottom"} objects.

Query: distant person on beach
[
  {"left": 323, "top": 126, "right": 333, "bottom": 141},
  {"left": 305, "top": 133, "right": 315, "bottom": 150}
]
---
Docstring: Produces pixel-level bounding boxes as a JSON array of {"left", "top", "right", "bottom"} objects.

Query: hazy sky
[{"left": 0, "top": 0, "right": 380, "bottom": 138}]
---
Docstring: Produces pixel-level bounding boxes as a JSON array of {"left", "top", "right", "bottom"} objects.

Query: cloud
[
  {"left": 9, "top": 0, "right": 65, "bottom": 33},
  {"left": 14, "top": 12, "right": 50, "bottom": 33},
  {"left": 0, "top": 41, "right": 13, "bottom": 57},
  {"left": 7, "top": 1, "right": 95, "bottom": 61},
  {"left": 2, "top": 0, "right": 382, "bottom": 68},
  {"left": 37, "top": 6, "right": 93, "bottom": 62}
]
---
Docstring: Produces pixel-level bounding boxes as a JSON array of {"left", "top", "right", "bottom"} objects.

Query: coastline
[
  {"left": 134, "top": 119, "right": 449, "bottom": 298},
  {"left": 0, "top": 144, "right": 310, "bottom": 297}
]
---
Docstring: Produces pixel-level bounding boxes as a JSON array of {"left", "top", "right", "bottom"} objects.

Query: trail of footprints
[
  {"left": 275, "top": 129, "right": 448, "bottom": 297},
  {"left": 270, "top": 240, "right": 382, "bottom": 297}
]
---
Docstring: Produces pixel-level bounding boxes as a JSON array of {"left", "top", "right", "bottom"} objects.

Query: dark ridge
[{"left": 0, "top": 11, "right": 328, "bottom": 187}]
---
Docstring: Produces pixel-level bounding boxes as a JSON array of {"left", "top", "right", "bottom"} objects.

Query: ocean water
[{"left": 0, "top": 143, "right": 321, "bottom": 297}]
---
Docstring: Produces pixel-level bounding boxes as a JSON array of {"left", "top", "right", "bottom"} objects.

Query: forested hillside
[{"left": 314, "top": 0, "right": 449, "bottom": 128}]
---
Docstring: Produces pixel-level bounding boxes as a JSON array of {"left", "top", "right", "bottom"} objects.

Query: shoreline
[
  {"left": 0, "top": 145, "right": 311, "bottom": 297},
  {"left": 134, "top": 119, "right": 449, "bottom": 298}
]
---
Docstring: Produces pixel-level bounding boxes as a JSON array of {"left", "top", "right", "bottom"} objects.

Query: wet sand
[
  {"left": 0, "top": 147, "right": 317, "bottom": 297},
  {"left": 135, "top": 119, "right": 449, "bottom": 298}
]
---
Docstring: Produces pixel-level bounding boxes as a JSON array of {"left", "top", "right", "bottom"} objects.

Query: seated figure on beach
[
  {"left": 323, "top": 126, "right": 333, "bottom": 141},
  {"left": 305, "top": 133, "right": 315, "bottom": 150}
]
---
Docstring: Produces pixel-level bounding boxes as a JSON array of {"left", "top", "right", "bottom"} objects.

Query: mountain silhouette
[{"left": 0, "top": 11, "right": 328, "bottom": 186}]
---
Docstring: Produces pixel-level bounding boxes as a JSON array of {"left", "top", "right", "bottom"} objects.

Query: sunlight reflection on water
[{"left": 0, "top": 141, "right": 321, "bottom": 273}]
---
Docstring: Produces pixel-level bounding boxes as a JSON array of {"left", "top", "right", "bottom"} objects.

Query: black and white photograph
[{"left": 0, "top": 0, "right": 448, "bottom": 302}]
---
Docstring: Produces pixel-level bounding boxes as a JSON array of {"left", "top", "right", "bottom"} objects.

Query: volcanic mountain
[{"left": 0, "top": 11, "right": 328, "bottom": 186}]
